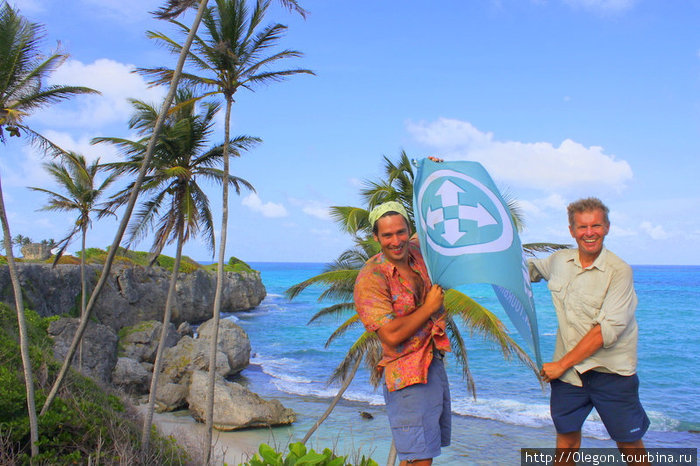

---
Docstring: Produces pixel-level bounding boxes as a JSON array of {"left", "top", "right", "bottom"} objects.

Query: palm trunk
[
  {"left": 0, "top": 174, "right": 39, "bottom": 458},
  {"left": 40, "top": 0, "right": 211, "bottom": 416},
  {"left": 301, "top": 356, "right": 361, "bottom": 445},
  {"left": 78, "top": 224, "right": 87, "bottom": 371},
  {"left": 386, "top": 441, "right": 397, "bottom": 466},
  {"left": 141, "top": 228, "right": 185, "bottom": 453},
  {"left": 204, "top": 96, "right": 233, "bottom": 464}
]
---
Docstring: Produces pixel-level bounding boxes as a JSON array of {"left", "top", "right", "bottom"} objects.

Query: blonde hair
[{"left": 567, "top": 197, "right": 610, "bottom": 227}]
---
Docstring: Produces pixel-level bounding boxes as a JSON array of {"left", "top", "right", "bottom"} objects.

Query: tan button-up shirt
[{"left": 529, "top": 248, "right": 639, "bottom": 387}]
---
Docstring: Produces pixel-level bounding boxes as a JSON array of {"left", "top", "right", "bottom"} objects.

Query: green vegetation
[
  {"left": 203, "top": 255, "right": 255, "bottom": 274},
  {"left": 0, "top": 303, "right": 190, "bottom": 464},
  {"left": 241, "top": 442, "right": 377, "bottom": 466},
  {"left": 67, "top": 246, "right": 257, "bottom": 276}
]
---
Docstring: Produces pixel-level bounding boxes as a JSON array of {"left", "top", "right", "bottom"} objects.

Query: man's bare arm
[
  {"left": 377, "top": 284, "right": 444, "bottom": 347},
  {"left": 541, "top": 324, "right": 603, "bottom": 382}
]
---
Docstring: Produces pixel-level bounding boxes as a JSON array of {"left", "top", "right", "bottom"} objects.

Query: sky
[{"left": 3, "top": 0, "right": 699, "bottom": 265}]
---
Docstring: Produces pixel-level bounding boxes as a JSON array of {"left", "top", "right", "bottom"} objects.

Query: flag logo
[
  {"left": 416, "top": 169, "right": 514, "bottom": 256},
  {"left": 413, "top": 159, "right": 542, "bottom": 366}
]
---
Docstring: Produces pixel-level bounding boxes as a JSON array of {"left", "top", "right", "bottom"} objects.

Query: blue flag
[{"left": 413, "top": 158, "right": 542, "bottom": 366}]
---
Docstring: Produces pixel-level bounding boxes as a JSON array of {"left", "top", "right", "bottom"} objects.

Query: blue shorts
[
  {"left": 383, "top": 352, "right": 451, "bottom": 461},
  {"left": 550, "top": 371, "right": 649, "bottom": 443}
]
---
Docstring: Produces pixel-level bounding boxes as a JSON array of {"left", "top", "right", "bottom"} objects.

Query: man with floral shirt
[{"left": 354, "top": 201, "right": 451, "bottom": 465}]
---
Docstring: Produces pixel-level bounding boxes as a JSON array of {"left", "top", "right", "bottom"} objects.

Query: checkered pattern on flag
[{"left": 413, "top": 158, "right": 542, "bottom": 366}]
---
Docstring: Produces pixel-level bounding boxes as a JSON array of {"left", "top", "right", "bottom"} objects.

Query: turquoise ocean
[{"left": 223, "top": 263, "right": 699, "bottom": 464}]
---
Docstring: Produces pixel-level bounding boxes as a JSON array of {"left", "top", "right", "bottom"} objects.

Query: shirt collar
[
  {"left": 569, "top": 247, "right": 608, "bottom": 271},
  {"left": 376, "top": 246, "right": 419, "bottom": 276}
]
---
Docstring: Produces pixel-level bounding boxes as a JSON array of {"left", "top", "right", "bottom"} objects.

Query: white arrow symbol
[
  {"left": 458, "top": 203, "right": 497, "bottom": 228},
  {"left": 426, "top": 206, "right": 444, "bottom": 230},
  {"left": 442, "top": 218, "right": 465, "bottom": 245},
  {"left": 435, "top": 180, "right": 463, "bottom": 207}
]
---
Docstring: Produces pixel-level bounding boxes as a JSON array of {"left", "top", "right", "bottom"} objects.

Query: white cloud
[
  {"left": 640, "top": 221, "right": 669, "bottom": 240},
  {"left": 563, "top": 0, "right": 636, "bottom": 13},
  {"left": 43, "top": 58, "right": 166, "bottom": 129},
  {"left": 302, "top": 203, "right": 331, "bottom": 220},
  {"left": 407, "top": 118, "right": 633, "bottom": 192},
  {"left": 241, "top": 193, "right": 288, "bottom": 218},
  {"left": 289, "top": 198, "right": 332, "bottom": 220}
]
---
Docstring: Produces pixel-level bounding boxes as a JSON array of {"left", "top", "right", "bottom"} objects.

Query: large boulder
[
  {"left": 155, "top": 381, "right": 189, "bottom": 413},
  {"left": 0, "top": 263, "right": 266, "bottom": 331},
  {"left": 197, "top": 318, "right": 250, "bottom": 375},
  {"left": 154, "top": 336, "right": 231, "bottom": 411},
  {"left": 111, "top": 357, "right": 151, "bottom": 393},
  {"left": 48, "top": 318, "right": 118, "bottom": 383},
  {"left": 119, "top": 320, "right": 179, "bottom": 363},
  {"left": 187, "top": 370, "right": 296, "bottom": 431}
]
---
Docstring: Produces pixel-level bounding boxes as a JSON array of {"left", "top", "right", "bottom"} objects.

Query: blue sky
[{"left": 4, "top": 0, "right": 699, "bottom": 265}]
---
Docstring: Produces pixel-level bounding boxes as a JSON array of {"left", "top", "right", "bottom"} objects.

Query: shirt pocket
[
  {"left": 547, "top": 279, "right": 565, "bottom": 298},
  {"left": 570, "top": 289, "right": 605, "bottom": 321}
]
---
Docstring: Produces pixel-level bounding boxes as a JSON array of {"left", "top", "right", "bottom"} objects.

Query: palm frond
[
  {"left": 523, "top": 242, "right": 570, "bottom": 256},
  {"left": 307, "top": 302, "right": 356, "bottom": 324},
  {"left": 285, "top": 269, "right": 358, "bottom": 300},
  {"left": 445, "top": 289, "right": 541, "bottom": 382}
]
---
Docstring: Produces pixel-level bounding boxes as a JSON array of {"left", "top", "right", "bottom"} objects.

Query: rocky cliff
[{"left": 0, "top": 263, "right": 266, "bottom": 330}]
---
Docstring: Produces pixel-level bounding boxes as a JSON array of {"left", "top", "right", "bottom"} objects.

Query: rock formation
[
  {"left": 187, "top": 370, "right": 296, "bottom": 430},
  {"left": 48, "top": 318, "right": 118, "bottom": 383},
  {"left": 0, "top": 263, "right": 266, "bottom": 330}
]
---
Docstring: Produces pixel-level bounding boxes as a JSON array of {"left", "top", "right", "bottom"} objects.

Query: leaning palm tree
[
  {"left": 28, "top": 152, "right": 116, "bottom": 370},
  {"left": 94, "top": 88, "right": 259, "bottom": 452},
  {"left": 288, "top": 151, "right": 565, "bottom": 445},
  {"left": 0, "top": 3, "right": 98, "bottom": 457},
  {"left": 138, "top": 0, "right": 313, "bottom": 457},
  {"left": 40, "top": 0, "right": 212, "bottom": 422}
]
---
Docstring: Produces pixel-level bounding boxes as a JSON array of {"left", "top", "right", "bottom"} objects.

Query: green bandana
[{"left": 368, "top": 201, "right": 409, "bottom": 229}]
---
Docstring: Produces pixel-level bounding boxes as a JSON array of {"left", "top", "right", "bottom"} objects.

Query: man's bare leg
[
  {"left": 617, "top": 439, "right": 649, "bottom": 466},
  {"left": 554, "top": 431, "right": 582, "bottom": 466}
]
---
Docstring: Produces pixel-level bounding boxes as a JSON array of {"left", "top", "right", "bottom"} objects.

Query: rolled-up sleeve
[
  {"left": 354, "top": 267, "right": 395, "bottom": 332},
  {"left": 595, "top": 265, "right": 638, "bottom": 348},
  {"left": 528, "top": 256, "right": 551, "bottom": 282}
]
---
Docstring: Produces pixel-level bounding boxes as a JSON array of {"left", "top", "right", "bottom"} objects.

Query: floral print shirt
[{"left": 354, "top": 240, "right": 450, "bottom": 391}]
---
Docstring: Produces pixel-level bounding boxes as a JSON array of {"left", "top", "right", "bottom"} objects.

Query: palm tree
[
  {"left": 29, "top": 152, "right": 116, "bottom": 309},
  {"left": 138, "top": 0, "right": 313, "bottom": 457},
  {"left": 0, "top": 3, "right": 99, "bottom": 457},
  {"left": 94, "top": 87, "right": 259, "bottom": 452},
  {"left": 154, "top": 0, "right": 308, "bottom": 19},
  {"left": 287, "top": 152, "right": 565, "bottom": 445},
  {"left": 11, "top": 233, "right": 32, "bottom": 255},
  {"left": 40, "top": 0, "right": 212, "bottom": 423},
  {"left": 28, "top": 152, "right": 117, "bottom": 370}
]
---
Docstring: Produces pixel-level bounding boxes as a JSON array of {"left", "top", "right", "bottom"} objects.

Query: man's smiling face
[
  {"left": 374, "top": 213, "right": 410, "bottom": 266},
  {"left": 569, "top": 208, "right": 609, "bottom": 265}
]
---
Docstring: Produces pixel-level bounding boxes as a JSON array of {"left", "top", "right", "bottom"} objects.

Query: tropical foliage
[
  {"left": 0, "top": 3, "right": 98, "bottom": 457},
  {"left": 95, "top": 89, "right": 258, "bottom": 259},
  {"left": 95, "top": 87, "right": 259, "bottom": 451},
  {"left": 138, "top": 0, "right": 313, "bottom": 457}
]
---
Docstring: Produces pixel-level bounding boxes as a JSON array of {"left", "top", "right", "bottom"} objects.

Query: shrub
[
  {"left": 0, "top": 303, "right": 193, "bottom": 463},
  {"left": 241, "top": 442, "right": 377, "bottom": 466}
]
